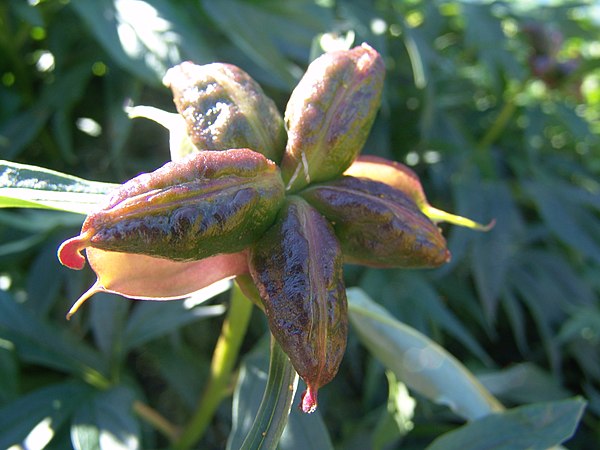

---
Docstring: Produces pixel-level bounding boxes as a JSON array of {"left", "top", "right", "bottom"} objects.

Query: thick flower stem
[{"left": 174, "top": 281, "right": 254, "bottom": 450}]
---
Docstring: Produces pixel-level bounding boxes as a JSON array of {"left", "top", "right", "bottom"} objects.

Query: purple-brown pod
[
  {"left": 300, "top": 176, "right": 451, "bottom": 268},
  {"left": 58, "top": 149, "right": 284, "bottom": 270},
  {"left": 163, "top": 62, "right": 286, "bottom": 163},
  {"left": 280, "top": 43, "right": 385, "bottom": 192},
  {"left": 249, "top": 196, "right": 347, "bottom": 413}
]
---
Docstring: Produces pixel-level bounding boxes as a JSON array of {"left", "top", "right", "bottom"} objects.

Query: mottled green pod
[
  {"left": 163, "top": 62, "right": 286, "bottom": 163},
  {"left": 281, "top": 43, "right": 385, "bottom": 192},
  {"left": 300, "top": 176, "right": 450, "bottom": 268},
  {"left": 249, "top": 196, "right": 347, "bottom": 413},
  {"left": 345, "top": 156, "right": 494, "bottom": 231},
  {"left": 58, "top": 149, "right": 284, "bottom": 270}
]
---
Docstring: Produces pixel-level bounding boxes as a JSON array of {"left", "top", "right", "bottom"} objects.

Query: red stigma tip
[
  {"left": 300, "top": 387, "right": 318, "bottom": 414},
  {"left": 57, "top": 235, "right": 89, "bottom": 270}
]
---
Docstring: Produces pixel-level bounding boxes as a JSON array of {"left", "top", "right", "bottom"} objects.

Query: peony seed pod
[
  {"left": 163, "top": 62, "right": 286, "bottom": 163},
  {"left": 249, "top": 196, "right": 347, "bottom": 413},
  {"left": 344, "top": 156, "right": 494, "bottom": 230},
  {"left": 300, "top": 176, "right": 451, "bottom": 268},
  {"left": 280, "top": 43, "right": 385, "bottom": 192},
  {"left": 58, "top": 149, "right": 284, "bottom": 271}
]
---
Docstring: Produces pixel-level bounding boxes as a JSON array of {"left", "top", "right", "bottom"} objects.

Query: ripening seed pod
[
  {"left": 163, "top": 61, "right": 287, "bottom": 163},
  {"left": 344, "top": 156, "right": 494, "bottom": 230},
  {"left": 249, "top": 196, "right": 347, "bottom": 413},
  {"left": 58, "top": 149, "right": 285, "bottom": 270},
  {"left": 300, "top": 176, "right": 450, "bottom": 268},
  {"left": 280, "top": 43, "right": 385, "bottom": 192}
]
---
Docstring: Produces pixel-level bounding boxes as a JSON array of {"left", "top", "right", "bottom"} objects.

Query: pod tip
[
  {"left": 300, "top": 386, "right": 318, "bottom": 414},
  {"left": 57, "top": 235, "right": 90, "bottom": 270}
]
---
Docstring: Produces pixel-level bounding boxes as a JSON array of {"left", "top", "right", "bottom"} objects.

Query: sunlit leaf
[
  {"left": 347, "top": 288, "right": 503, "bottom": 420},
  {"left": 0, "top": 160, "right": 116, "bottom": 214}
]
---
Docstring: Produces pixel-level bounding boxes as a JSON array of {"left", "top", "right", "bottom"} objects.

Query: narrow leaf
[
  {"left": 426, "top": 398, "right": 586, "bottom": 450},
  {"left": 347, "top": 288, "right": 503, "bottom": 420},
  {"left": 0, "top": 381, "right": 93, "bottom": 450},
  {"left": 71, "top": 386, "right": 141, "bottom": 450},
  {"left": 0, "top": 160, "right": 116, "bottom": 214},
  {"left": 239, "top": 336, "right": 299, "bottom": 450}
]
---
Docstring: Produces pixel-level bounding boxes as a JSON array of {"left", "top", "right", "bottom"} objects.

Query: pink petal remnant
[
  {"left": 57, "top": 231, "right": 93, "bottom": 270},
  {"left": 300, "top": 386, "right": 318, "bottom": 414},
  {"left": 86, "top": 248, "right": 249, "bottom": 300},
  {"left": 63, "top": 249, "right": 249, "bottom": 319}
]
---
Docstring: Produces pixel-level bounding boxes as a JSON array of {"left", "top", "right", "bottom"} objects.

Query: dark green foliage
[{"left": 0, "top": 0, "right": 598, "bottom": 449}]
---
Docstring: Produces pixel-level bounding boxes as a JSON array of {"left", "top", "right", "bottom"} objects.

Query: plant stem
[
  {"left": 133, "top": 400, "right": 181, "bottom": 443},
  {"left": 477, "top": 98, "right": 518, "bottom": 151},
  {"left": 174, "top": 282, "right": 254, "bottom": 450},
  {"left": 240, "top": 335, "right": 299, "bottom": 450},
  {"left": 475, "top": 84, "right": 523, "bottom": 178}
]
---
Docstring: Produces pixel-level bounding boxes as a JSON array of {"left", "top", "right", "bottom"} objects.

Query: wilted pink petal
[{"left": 66, "top": 249, "right": 248, "bottom": 319}]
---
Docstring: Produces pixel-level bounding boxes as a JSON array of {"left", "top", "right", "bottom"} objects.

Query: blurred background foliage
[{"left": 0, "top": 0, "right": 599, "bottom": 448}]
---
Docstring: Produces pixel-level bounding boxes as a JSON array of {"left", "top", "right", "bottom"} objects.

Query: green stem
[
  {"left": 133, "top": 400, "right": 181, "bottom": 443},
  {"left": 477, "top": 98, "right": 518, "bottom": 151},
  {"left": 240, "top": 335, "right": 299, "bottom": 450},
  {"left": 174, "top": 282, "right": 254, "bottom": 450},
  {"left": 475, "top": 84, "right": 522, "bottom": 179}
]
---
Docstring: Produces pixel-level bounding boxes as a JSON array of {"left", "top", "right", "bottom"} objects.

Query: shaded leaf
[
  {"left": 0, "top": 65, "right": 92, "bottom": 159},
  {"left": 122, "top": 282, "right": 229, "bottom": 352},
  {"left": 0, "top": 381, "right": 93, "bottom": 450},
  {"left": 70, "top": 0, "right": 180, "bottom": 84},
  {"left": 202, "top": 0, "right": 332, "bottom": 88},
  {"left": 71, "top": 386, "right": 141, "bottom": 450},
  {"left": 526, "top": 181, "right": 600, "bottom": 264},
  {"left": 426, "top": 398, "right": 586, "bottom": 450},
  {"left": 0, "top": 291, "right": 109, "bottom": 380},
  {"left": 478, "top": 363, "right": 572, "bottom": 404}
]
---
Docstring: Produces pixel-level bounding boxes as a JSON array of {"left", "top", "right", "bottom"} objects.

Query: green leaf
[
  {"left": 122, "top": 279, "right": 231, "bottom": 352},
  {"left": 0, "top": 342, "right": 18, "bottom": 405},
  {"left": 89, "top": 293, "right": 131, "bottom": 360},
  {"left": 478, "top": 363, "right": 572, "bottom": 404},
  {"left": 0, "top": 64, "right": 92, "bottom": 159},
  {"left": 347, "top": 288, "right": 503, "bottom": 420},
  {"left": 69, "top": 0, "right": 173, "bottom": 84},
  {"left": 0, "top": 381, "right": 93, "bottom": 450},
  {"left": 71, "top": 386, "right": 141, "bottom": 450},
  {"left": 202, "top": 0, "right": 331, "bottom": 88},
  {"left": 0, "top": 291, "right": 109, "bottom": 383},
  {"left": 228, "top": 336, "right": 333, "bottom": 450},
  {"left": 238, "top": 336, "right": 299, "bottom": 450},
  {"left": 425, "top": 398, "right": 586, "bottom": 450},
  {"left": 526, "top": 180, "right": 600, "bottom": 264},
  {"left": 0, "top": 160, "right": 117, "bottom": 214}
]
